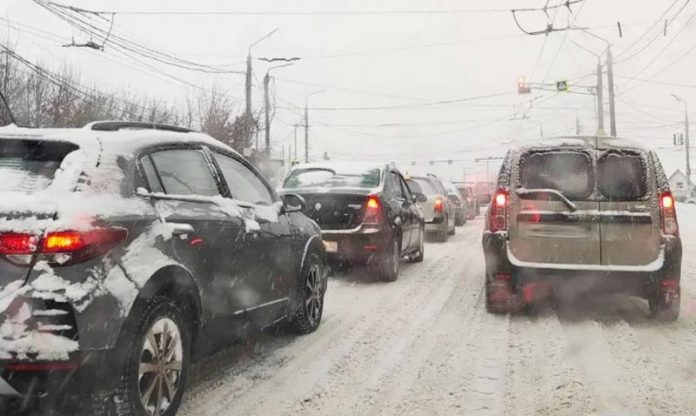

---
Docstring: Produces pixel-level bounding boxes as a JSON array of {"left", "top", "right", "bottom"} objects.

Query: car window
[
  {"left": 214, "top": 152, "right": 273, "bottom": 205},
  {"left": 398, "top": 176, "right": 412, "bottom": 200},
  {"left": 406, "top": 179, "right": 423, "bottom": 194},
  {"left": 520, "top": 151, "right": 593, "bottom": 200},
  {"left": 149, "top": 149, "right": 220, "bottom": 196},
  {"left": 413, "top": 178, "right": 439, "bottom": 195},
  {"left": 0, "top": 139, "right": 78, "bottom": 193},
  {"left": 140, "top": 155, "right": 164, "bottom": 193},
  {"left": 597, "top": 151, "right": 647, "bottom": 200},
  {"left": 389, "top": 172, "right": 406, "bottom": 199},
  {"left": 284, "top": 167, "right": 381, "bottom": 189}
]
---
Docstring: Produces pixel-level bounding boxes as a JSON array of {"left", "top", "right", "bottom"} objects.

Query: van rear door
[
  {"left": 508, "top": 148, "right": 601, "bottom": 266},
  {"left": 596, "top": 147, "right": 661, "bottom": 266}
]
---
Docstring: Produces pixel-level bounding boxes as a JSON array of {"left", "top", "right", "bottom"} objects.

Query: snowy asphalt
[{"left": 178, "top": 204, "right": 696, "bottom": 416}]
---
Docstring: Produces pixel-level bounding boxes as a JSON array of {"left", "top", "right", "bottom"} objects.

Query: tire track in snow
[{"left": 180, "top": 229, "right": 471, "bottom": 416}]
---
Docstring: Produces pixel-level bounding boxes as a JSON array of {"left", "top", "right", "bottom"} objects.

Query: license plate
[{"left": 323, "top": 240, "right": 338, "bottom": 253}]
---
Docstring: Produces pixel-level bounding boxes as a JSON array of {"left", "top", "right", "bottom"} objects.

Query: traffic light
[{"left": 517, "top": 76, "right": 531, "bottom": 94}]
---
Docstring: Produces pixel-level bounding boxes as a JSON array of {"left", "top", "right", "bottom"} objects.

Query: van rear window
[
  {"left": 597, "top": 151, "right": 647, "bottom": 200},
  {"left": 0, "top": 139, "right": 78, "bottom": 193},
  {"left": 520, "top": 151, "right": 593, "bottom": 200}
]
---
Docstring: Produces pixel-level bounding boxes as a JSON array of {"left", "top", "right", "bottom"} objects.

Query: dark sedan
[{"left": 279, "top": 162, "right": 426, "bottom": 281}]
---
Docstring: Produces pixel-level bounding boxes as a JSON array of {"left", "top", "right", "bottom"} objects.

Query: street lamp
[
  {"left": 580, "top": 29, "right": 616, "bottom": 136},
  {"left": 673, "top": 94, "right": 691, "bottom": 178},
  {"left": 304, "top": 90, "right": 325, "bottom": 163},
  {"left": 263, "top": 62, "right": 297, "bottom": 158}
]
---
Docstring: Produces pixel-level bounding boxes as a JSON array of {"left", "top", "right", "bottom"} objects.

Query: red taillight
[
  {"left": 364, "top": 195, "right": 383, "bottom": 224},
  {"left": 489, "top": 189, "right": 508, "bottom": 232},
  {"left": 434, "top": 198, "right": 444, "bottom": 213},
  {"left": 0, "top": 233, "right": 38, "bottom": 255},
  {"left": 659, "top": 191, "right": 679, "bottom": 236},
  {"left": 0, "top": 228, "right": 128, "bottom": 265}
]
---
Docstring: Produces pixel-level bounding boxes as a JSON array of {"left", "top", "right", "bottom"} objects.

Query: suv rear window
[
  {"left": 411, "top": 178, "right": 438, "bottom": 195},
  {"left": 520, "top": 151, "right": 593, "bottom": 200},
  {"left": 0, "top": 139, "right": 78, "bottom": 193},
  {"left": 284, "top": 168, "right": 381, "bottom": 189},
  {"left": 597, "top": 151, "right": 647, "bottom": 200}
]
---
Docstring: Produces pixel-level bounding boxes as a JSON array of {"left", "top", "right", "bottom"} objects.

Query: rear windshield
[
  {"left": 520, "top": 151, "right": 593, "bottom": 200},
  {"left": 284, "top": 167, "right": 381, "bottom": 189},
  {"left": 406, "top": 179, "right": 423, "bottom": 194},
  {"left": 597, "top": 151, "right": 647, "bottom": 200},
  {"left": 411, "top": 178, "right": 439, "bottom": 195},
  {"left": 0, "top": 139, "right": 78, "bottom": 193}
]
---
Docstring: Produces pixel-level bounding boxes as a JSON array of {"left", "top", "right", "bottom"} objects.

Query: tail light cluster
[
  {"left": 0, "top": 228, "right": 128, "bottom": 266},
  {"left": 659, "top": 191, "right": 679, "bottom": 236},
  {"left": 434, "top": 197, "right": 444, "bottom": 213},
  {"left": 363, "top": 195, "right": 383, "bottom": 224},
  {"left": 489, "top": 189, "right": 508, "bottom": 232}
]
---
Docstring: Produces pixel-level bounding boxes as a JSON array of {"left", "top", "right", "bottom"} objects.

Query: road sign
[{"left": 556, "top": 80, "right": 569, "bottom": 91}]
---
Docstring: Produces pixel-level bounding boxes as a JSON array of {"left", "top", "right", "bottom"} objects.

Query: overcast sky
[{"left": 2, "top": 0, "right": 695, "bottom": 181}]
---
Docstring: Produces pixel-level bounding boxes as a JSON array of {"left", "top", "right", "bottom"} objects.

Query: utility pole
[
  {"left": 304, "top": 103, "right": 309, "bottom": 163},
  {"left": 293, "top": 124, "right": 299, "bottom": 161},
  {"left": 607, "top": 46, "right": 617, "bottom": 136},
  {"left": 597, "top": 59, "right": 604, "bottom": 132},
  {"left": 245, "top": 54, "right": 252, "bottom": 119},
  {"left": 674, "top": 94, "right": 691, "bottom": 178},
  {"left": 263, "top": 72, "right": 270, "bottom": 159}
]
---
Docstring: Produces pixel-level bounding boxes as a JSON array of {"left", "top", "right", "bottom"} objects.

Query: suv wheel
[
  {"left": 649, "top": 291, "right": 680, "bottom": 322},
  {"left": 289, "top": 252, "right": 326, "bottom": 334},
  {"left": 102, "top": 297, "right": 191, "bottom": 416}
]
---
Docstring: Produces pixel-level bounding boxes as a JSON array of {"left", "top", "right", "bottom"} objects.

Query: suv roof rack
[{"left": 87, "top": 121, "right": 193, "bottom": 133}]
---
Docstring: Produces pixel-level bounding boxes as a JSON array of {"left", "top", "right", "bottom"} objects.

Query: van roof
[{"left": 515, "top": 135, "right": 648, "bottom": 152}]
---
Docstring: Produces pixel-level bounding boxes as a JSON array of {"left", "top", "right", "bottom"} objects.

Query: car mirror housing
[{"left": 281, "top": 193, "right": 307, "bottom": 213}]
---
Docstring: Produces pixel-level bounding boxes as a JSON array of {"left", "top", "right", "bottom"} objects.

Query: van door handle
[{"left": 168, "top": 222, "right": 194, "bottom": 236}]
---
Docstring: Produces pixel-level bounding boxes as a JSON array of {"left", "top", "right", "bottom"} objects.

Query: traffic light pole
[
  {"left": 607, "top": 46, "right": 617, "bottom": 136},
  {"left": 596, "top": 59, "right": 604, "bottom": 133}
]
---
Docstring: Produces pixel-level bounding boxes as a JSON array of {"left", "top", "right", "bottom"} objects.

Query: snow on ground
[{"left": 178, "top": 209, "right": 696, "bottom": 416}]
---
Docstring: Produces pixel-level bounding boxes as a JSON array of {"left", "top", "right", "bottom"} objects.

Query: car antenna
[{"left": 0, "top": 89, "right": 17, "bottom": 125}]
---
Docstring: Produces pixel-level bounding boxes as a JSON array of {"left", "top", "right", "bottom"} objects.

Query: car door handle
[{"left": 168, "top": 222, "right": 194, "bottom": 236}]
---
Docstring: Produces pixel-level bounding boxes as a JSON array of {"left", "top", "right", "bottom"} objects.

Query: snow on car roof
[
  {"left": 0, "top": 122, "right": 236, "bottom": 156},
  {"left": 289, "top": 161, "right": 390, "bottom": 174}
]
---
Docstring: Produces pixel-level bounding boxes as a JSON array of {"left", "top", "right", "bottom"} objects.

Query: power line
[
  {"left": 49, "top": 7, "right": 519, "bottom": 16},
  {"left": 615, "top": 0, "right": 682, "bottom": 60}
]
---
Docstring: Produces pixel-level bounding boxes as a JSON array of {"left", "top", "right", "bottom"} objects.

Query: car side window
[
  {"left": 213, "top": 152, "right": 273, "bottom": 205},
  {"left": 139, "top": 155, "right": 164, "bottom": 193},
  {"left": 149, "top": 149, "right": 220, "bottom": 196},
  {"left": 389, "top": 172, "right": 406, "bottom": 199},
  {"left": 398, "top": 175, "right": 412, "bottom": 200}
]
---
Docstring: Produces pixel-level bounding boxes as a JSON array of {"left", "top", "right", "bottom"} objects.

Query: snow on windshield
[{"left": 284, "top": 167, "right": 381, "bottom": 189}]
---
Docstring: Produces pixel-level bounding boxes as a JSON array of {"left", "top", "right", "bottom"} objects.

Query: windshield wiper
[{"left": 515, "top": 188, "right": 577, "bottom": 212}]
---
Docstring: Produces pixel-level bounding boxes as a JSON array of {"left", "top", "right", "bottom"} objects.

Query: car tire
[
  {"left": 436, "top": 220, "right": 448, "bottom": 243},
  {"left": 410, "top": 226, "right": 425, "bottom": 263},
  {"left": 94, "top": 296, "right": 191, "bottom": 416},
  {"left": 649, "top": 291, "right": 680, "bottom": 322},
  {"left": 372, "top": 237, "right": 400, "bottom": 281},
  {"left": 455, "top": 211, "right": 466, "bottom": 226},
  {"left": 485, "top": 278, "right": 509, "bottom": 315},
  {"left": 288, "top": 252, "right": 326, "bottom": 334},
  {"left": 448, "top": 218, "right": 456, "bottom": 235}
]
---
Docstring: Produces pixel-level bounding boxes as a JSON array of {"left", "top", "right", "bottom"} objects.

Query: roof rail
[{"left": 86, "top": 121, "right": 193, "bottom": 133}]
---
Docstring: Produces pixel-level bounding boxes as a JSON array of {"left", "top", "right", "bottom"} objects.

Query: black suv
[
  {"left": 0, "top": 122, "right": 327, "bottom": 415},
  {"left": 279, "top": 162, "right": 426, "bottom": 281}
]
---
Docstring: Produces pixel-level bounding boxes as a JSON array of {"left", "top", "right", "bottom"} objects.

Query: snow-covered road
[{"left": 179, "top": 204, "right": 696, "bottom": 416}]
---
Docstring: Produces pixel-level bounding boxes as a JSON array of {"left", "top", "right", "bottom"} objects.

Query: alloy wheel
[
  {"left": 305, "top": 263, "right": 323, "bottom": 326},
  {"left": 138, "top": 318, "right": 183, "bottom": 416}
]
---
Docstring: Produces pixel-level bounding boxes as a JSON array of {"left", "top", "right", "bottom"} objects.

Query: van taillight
[
  {"left": 434, "top": 198, "right": 444, "bottom": 213},
  {"left": 0, "top": 228, "right": 128, "bottom": 266},
  {"left": 659, "top": 191, "right": 679, "bottom": 236},
  {"left": 364, "top": 195, "right": 383, "bottom": 224},
  {"left": 489, "top": 189, "right": 508, "bottom": 232}
]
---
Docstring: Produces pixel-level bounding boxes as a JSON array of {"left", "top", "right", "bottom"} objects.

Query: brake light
[
  {"left": 659, "top": 191, "right": 679, "bottom": 236},
  {"left": 434, "top": 198, "right": 444, "bottom": 213},
  {"left": 0, "top": 228, "right": 128, "bottom": 266},
  {"left": 364, "top": 195, "right": 383, "bottom": 224},
  {"left": 0, "top": 233, "right": 38, "bottom": 255},
  {"left": 489, "top": 189, "right": 508, "bottom": 232}
]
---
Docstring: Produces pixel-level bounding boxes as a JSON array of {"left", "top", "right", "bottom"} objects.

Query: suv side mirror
[
  {"left": 412, "top": 192, "right": 427, "bottom": 203},
  {"left": 281, "top": 193, "right": 307, "bottom": 213}
]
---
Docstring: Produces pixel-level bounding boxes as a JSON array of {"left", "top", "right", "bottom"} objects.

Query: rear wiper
[{"left": 515, "top": 188, "right": 577, "bottom": 212}]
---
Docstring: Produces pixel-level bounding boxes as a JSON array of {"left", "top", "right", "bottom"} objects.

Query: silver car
[{"left": 406, "top": 174, "right": 456, "bottom": 242}]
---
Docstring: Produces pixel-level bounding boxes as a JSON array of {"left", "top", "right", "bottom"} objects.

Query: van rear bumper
[{"left": 482, "top": 232, "right": 682, "bottom": 298}]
